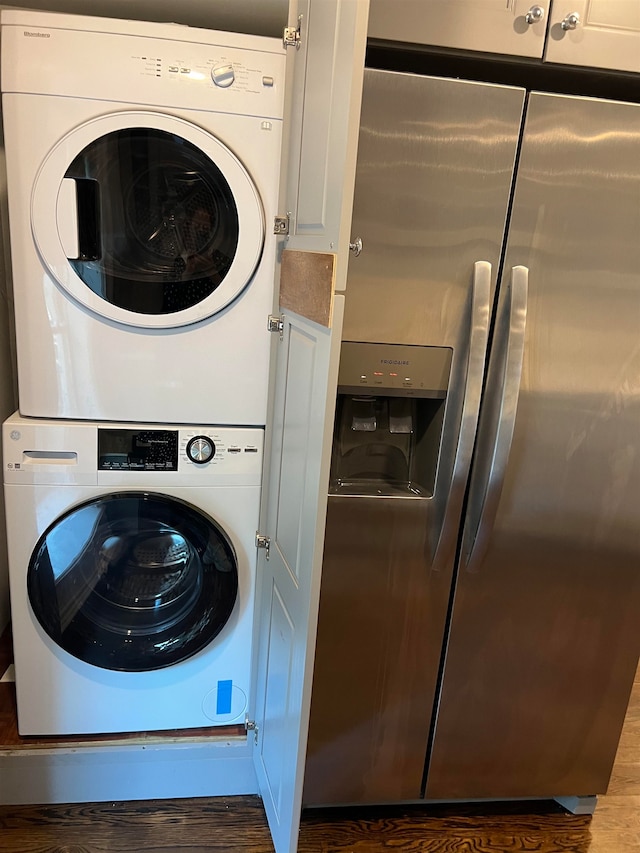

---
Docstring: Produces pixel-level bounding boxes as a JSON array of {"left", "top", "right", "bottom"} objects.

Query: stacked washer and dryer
[{"left": 0, "top": 10, "right": 285, "bottom": 735}]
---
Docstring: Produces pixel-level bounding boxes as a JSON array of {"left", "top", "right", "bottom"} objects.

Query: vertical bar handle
[
  {"left": 463, "top": 265, "right": 529, "bottom": 574},
  {"left": 431, "top": 261, "right": 491, "bottom": 572}
]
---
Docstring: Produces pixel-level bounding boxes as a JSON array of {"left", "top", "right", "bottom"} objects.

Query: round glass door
[
  {"left": 65, "top": 128, "right": 240, "bottom": 315},
  {"left": 28, "top": 493, "right": 238, "bottom": 672},
  {"left": 32, "top": 112, "right": 265, "bottom": 328}
]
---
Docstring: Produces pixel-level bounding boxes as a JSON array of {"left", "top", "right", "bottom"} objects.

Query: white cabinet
[
  {"left": 545, "top": 0, "right": 640, "bottom": 73},
  {"left": 368, "top": 0, "right": 548, "bottom": 58},
  {"left": 368, "top": 0, "right": 640, "bottom": 74}
]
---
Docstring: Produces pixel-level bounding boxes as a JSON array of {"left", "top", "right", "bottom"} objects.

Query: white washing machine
[
  {"left": 1, "top": 9, "right": 285, "bottom": 425},
  {"left": 3, "top": 412, "right": 262, "bottom": 736}
]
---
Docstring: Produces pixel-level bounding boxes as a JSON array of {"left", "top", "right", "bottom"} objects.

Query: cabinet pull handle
[
  {"left": 525, "top": 5, "right": 545, "bottom": 25},
  {"left": 561, "top": 12, "right": 580, "bottom": 30}
]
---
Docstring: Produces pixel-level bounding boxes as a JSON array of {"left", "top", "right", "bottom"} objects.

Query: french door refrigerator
[{"left": 304, "top": 68, "right": 640, "bottom": 806}]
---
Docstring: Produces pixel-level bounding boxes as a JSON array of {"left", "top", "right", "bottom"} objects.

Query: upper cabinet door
[
  {"left": 368, "top": 0, "right": 548, "bottom": 58},
  {"left": 545, "top": 0, "right": 640, "bottom": 73},
  {"left": 251, "top": 2, "right": 368, "bottom": 853}
]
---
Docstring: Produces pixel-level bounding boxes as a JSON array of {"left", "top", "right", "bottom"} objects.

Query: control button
[
  {"left": 186, "top": 436, "right": 215, "bottom": 464},
  {"left": 244, "top": 446, "right": 259, "bottom": 453},
  {"left": 211, "top": 63, "right": 235, "bottom": 88},
  {"left": 180, "top": 67, "right": 191, "bottom": 73},
  {"left": 262, "top": 75, "right": 274, "bottom": 87},
  {"left": 227, "top": 447, "right": 242, "bottom": 454},
  {"left": 168, "top": 66, "right": 179, "bottom": 73}
]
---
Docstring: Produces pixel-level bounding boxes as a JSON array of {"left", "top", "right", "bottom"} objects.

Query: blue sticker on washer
[{"left": 216, "top": 680, "right": 233, "bottom": 715}]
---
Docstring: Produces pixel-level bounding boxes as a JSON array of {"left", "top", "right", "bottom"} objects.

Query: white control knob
[
  {"left": 186, "top": 436, "right": 215, "bottom": 464},
  {"left": 211, "top": 63, "right": 235, "bottom": 88}
]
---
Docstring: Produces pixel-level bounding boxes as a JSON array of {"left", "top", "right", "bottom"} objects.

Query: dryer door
[
  {"left": 27, "top": 492, "right": 238, "bottom": 671},
  {"left": 31, "top": 112, "right": 265, "bottom": 328}
]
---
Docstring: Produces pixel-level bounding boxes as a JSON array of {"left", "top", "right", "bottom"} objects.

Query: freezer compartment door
[{"left": 426, "top": 92, "right": 640, "bottom": 800}]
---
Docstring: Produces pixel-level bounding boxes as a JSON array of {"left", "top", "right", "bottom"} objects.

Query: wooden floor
[{"left": 0, "top": 663, "right": 637, "bottom": 852}]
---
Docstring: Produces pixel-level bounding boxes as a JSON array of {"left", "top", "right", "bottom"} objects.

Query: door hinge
[
  {"left": 255, "top": 532, "right": 271, "bottom": 560},
  {"left": 273, "top": 214, "right": 290, "bottom": 235},
  {"left": 245, "top": 716, "right": 259, "bottom": 745},
  {"left": 267, "top": 315, "right": 284, "bottom": 339},
  {"left": 283, "top": 17, "right": 302, "bottom": 49}
]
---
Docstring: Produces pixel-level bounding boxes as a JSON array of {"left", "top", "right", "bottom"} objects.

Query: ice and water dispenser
[{"left": 330, "top": 342, "right": 451, "bottom": 497}]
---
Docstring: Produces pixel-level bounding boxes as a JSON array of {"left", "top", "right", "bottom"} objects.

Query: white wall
[{"left": 0, "top": 0, "right": 288, "bottom": 37}]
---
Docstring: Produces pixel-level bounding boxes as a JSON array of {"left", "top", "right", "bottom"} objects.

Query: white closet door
[{"left": 251, "top": 2, "right": 368, "bottom": 852}]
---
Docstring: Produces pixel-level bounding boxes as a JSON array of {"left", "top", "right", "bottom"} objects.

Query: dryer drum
[
  {"left": 64, "top": 128, "right": 240, "bottom": 315},
  {"left": 27, "top": 492, "right": 239, "bottom": 671}
]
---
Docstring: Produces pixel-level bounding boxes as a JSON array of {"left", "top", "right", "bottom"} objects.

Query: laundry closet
[{"left": 0, "top": 3, "right": 368, "bottom": 853}]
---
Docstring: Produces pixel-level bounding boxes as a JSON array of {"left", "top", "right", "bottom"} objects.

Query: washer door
[
  {"left": 32, "top": 112, "right": 265, "bottom": 328},
  {"left": 27, "top": 492, "right": 238, "bottom": 672}
]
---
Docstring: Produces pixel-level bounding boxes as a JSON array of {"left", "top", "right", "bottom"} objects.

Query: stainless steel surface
[
  {"left": 341, "top": 67, "right": 524, "bottom": 605},
  {"left": 338, "top": 341, "right": 452, "bottom": 398},
  {"left": 525, "top": 5, "right": 545, "bottom": 24},
  {"left": 427, "top": 92, "right": 640, "bottom": 799},
  {"left": 463, "top": 265, "right": 528, "bottom": 574},
  {"left": 304, "top": 495, "right": 439, "bottom": 805},
  {"left": 561, "top": 11, "right": 580, "bottom": 29},
  {"left": 305, "top": 70, "right": 525, "bottom": 807},
  {"left": 431, "top": 261, "right": 491, "bottom": 574},
  {"left": 343, "top": 69, "right": 524, "bottom": 349},
  {"left": 307, "top": 70, "right": 640, "bottom": 809}
]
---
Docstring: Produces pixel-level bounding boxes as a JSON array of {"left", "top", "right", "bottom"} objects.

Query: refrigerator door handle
[
  {"left": 431, "top": 260, "right": 491, "bottom": 572},
  {"left": 463, "top": 264, "right": 529, "bottom": 574}
]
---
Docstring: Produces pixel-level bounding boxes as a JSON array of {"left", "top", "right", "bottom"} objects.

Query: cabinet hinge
[
  {"left": 255, "top": 532, "right": 271, "bottom": 560},
  {"left": 267, "top": 315, "right": 284, "bottom": 339},
  {"left": 245, "top": 716, "right": 259, "bottom": 745},
  {"left": 283, "top": 17, "right": 301, "bottom": 49},
  {"left": 273, "top": 214, "right": 290, "bottom": 235}
]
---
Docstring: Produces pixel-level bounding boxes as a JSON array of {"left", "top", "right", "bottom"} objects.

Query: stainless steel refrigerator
[{"left": 304, "top": 68, "right": 640, "bottom": 806}]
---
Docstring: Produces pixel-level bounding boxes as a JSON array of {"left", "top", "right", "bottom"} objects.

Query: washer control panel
[
  {"left": 99, "top": 429, "right": 179, "bottom": 471},
  {"left": 97, "top": 427, "right": 263, "bottom": 472},
  {"left": 2, "top": 416, "right": 264, "bottom": 486}
]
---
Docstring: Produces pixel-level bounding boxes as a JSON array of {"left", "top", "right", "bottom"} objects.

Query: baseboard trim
[{"left": 0, "top": 737, "right": 258, "bottom": 804}]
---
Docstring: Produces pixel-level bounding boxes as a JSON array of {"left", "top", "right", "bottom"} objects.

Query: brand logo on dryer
[
  {"left": 380, "top": 359, "right": 410, "bottom": 366},
  {"left": 23, "top": 30, "right": 51, "bottom": 38}
]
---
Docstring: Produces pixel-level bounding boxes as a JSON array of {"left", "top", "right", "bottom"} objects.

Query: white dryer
[
  {"left": 3, "top": 412, "right": 262, "bottom": 736},
  {"left": 1, "top": 10, "right": 285, "bottom": 425}
]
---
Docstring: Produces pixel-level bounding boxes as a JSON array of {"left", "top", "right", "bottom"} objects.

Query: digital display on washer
[{"left": 98, "top": 429, "right": 178, "bottom": 470}]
